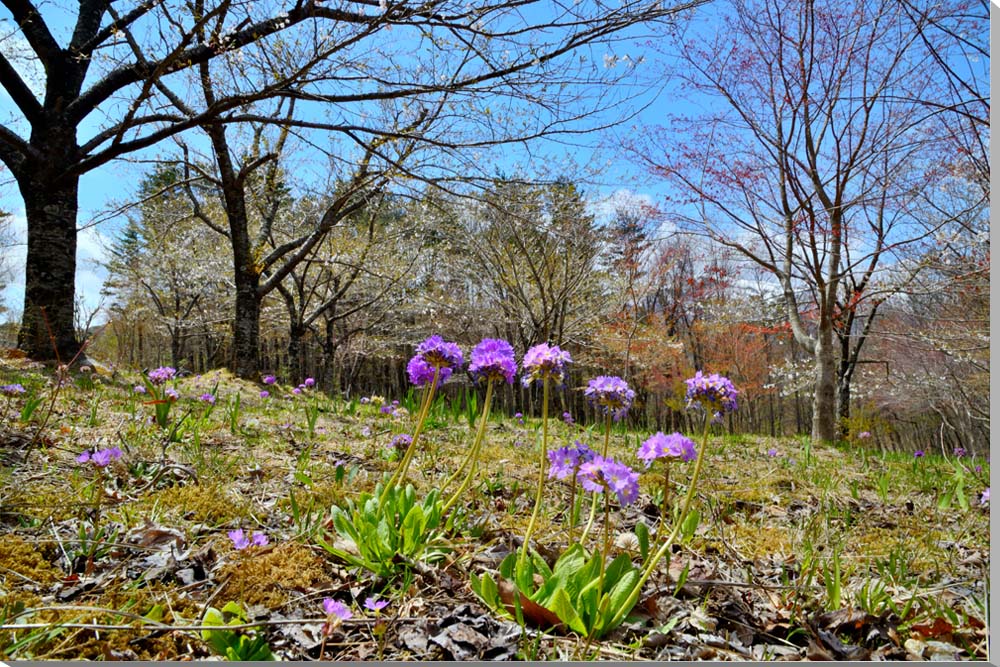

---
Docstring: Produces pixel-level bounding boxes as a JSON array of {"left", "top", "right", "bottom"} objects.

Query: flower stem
[
  {"left": 519, "top": 376, "right": 550, "bottom": 572},
  {"left": 568, "top": 469, "right": 578, "bottom": 544},
  {"left": 581, "top": 414, "right": 612, "bottom": 543},
  {"left": 443, "top": 380, "right": 494, "bottom": 513},
  {"left": 605, "top": 414, "right": 712, "bottom": 631},
  {"left": 382, "top": 368, "right": 440, "bottom": 503},
  {"left": 660, "top": 460, "right": 671, "bottom": 529}
]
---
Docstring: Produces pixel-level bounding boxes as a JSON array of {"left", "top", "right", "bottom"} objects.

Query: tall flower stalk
[
  {"left": 518, "top": 343, "right": 571, "bottom": 571},
  {"left": 443, "top": 339, "right": 516, "bottom": 509},
  {"left": 605, "top": 371, "right": 738, "bottom": 631},
  {"left": 581, "top": 376, "right": 634, "bottom": 542},
  {"left": 383, "top": 336, "right": 463, "bottom": 502}
]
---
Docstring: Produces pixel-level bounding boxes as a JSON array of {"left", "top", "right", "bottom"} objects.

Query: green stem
[
  {"left": 381, "top": 367, "right": 440, "bottom": 504},
  {"left": 519, "top": 377, "right": 550, "bottom": 571},
  {"left": 443, "top": 380, "right": 495, "bottom": 513},
  {"left": 660, "top": 460, "right": 671, "bottom": 529},
  {"left": 568, "top": 470, "right": 578, "bottom": 545},
  {"left": 581, "top": 414, "right": 612, "bottom": 542},
  {"left": 606, "top": 415, "right": 713, "bottom": 630}
]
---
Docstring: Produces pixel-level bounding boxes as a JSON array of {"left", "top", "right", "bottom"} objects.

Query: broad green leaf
[{"left": 549, "top": 587, "right": 588, "bottom": 635}]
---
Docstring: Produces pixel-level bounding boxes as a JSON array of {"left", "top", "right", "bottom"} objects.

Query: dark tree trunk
[
  {"left": 288, "top": 324, "right": 307, "bottom": 382},
  {"left": 17, "top": 169, "right": 81, "bottom": 361},
  {"left": 837, "top": 334, "right": 852, "bottom": 438},
  {"left": 232, "top": 276, "right": 261, "bottom": 378}
]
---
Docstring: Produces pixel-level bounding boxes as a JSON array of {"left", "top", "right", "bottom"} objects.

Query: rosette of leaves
[
  {"left": 318, "top": 483, "right": 451, "bottom": 580},
  {"left": 471, "top": 539, "right": 646, "bottom": 639},
  {"left": 201, "top": 601, "right": 274, "bottom": 661}
]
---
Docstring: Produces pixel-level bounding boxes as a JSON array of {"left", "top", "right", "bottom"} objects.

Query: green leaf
[
  {"left": 294, "top": 471, "right": 313, "bottom": 487},
  {"left": 549, "top": 587, "right": 588, "bottom": 635},
  {"left": 635, "top": 521, "right": 650, "bottom": 562}
]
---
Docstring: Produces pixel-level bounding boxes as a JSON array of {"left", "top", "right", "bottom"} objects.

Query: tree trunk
[
  {"left": 288, "top": 324, "right": 307, "bottom": 382},
  {"left": 17, "top": 172, "right": 81, "bottom": 361},
  {"left": 812, "top": 323, "right": 838, "bottom": 443},
  {"left": 837, "top": 343, "right": 852, "bottom": 439},
  {"left": 232, "top": 273, "right": 261, "bottom": 378}
]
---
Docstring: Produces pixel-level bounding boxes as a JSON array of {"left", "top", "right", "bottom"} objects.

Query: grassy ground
[{"left": 0, "top": 354, "right": 989, "bottom": 660}]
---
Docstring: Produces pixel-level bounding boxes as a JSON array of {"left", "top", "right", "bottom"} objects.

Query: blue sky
[{"left": 0, "top": 1, "right": 691, "bottom": 321}]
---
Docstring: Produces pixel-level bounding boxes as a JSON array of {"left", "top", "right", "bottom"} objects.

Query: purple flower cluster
[
  {"left": 408, "top": 336, "right": 464, "bottom": 387},
  {"left": 229, "top": 528, "right": 269, "bottom": 550},
  {"left": 364, "top": 597, "right": 389, "bottom": 612},
  {"left": 954, "top": 447, "right": 967, "bottom": 458},
  {"left": 914, "top": 450, "right": 925, "bottom": 458},
  {"left": 578, "top": 455, "right": 640, "bottom": 505},
  {"left": 260, "top": 390, "right": 270, "bottom": 399},
  {"left": 521, "top": 343, "right": 572, "bottom": 387},
  {"left": 981, "top": 488, "right": 990, "bottom": 505},
  {"left": 77, "top": 446, "right": 123, "bottom": 467},
  {"left": 685, "top": 371, "right": 738, "bottom": 414},
  {"left": 585, "top": 375, "right": 636, "bottom": 421},
  {"left": 637, "top": 432, "right": 697, "bottom": 467},
  {"left": 547, "top": 441, "right": 595, "bottom": 479},
  {"left": 469, "top": 338, "right": 517, "bottom": 385},
  {"left": 263, "top": 375, "right": 277, "bottom": 385},
  {"left": 199, "top": 393, "right": 216, "bottom": 404},
  {"left": 164, "top": 388, "right": 179, "bottom": 401},
  {"left": 562, "top": 411, "right": 574, "bottom": 425},
  {"left": 391, "top": 433, "right": 413, "bottom": 451},
  {"left": 134, "top": 385, "right": 146, "bottom": 394},
  {"left": 1, "top": 383, "right": 25, "bottom": 396},
  {"left": 147, "top": 366, "right": 176, "bottom": 386},
  {"left": 304, "top": 377, "right": 316, "bottom": 388},
  {"left": 858, "top": 431, "right": 872, "bottom": 439}
]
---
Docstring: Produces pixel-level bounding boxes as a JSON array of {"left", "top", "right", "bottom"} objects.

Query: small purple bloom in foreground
[
  {"left": 81, "top": 446, "right": 122, "bottom": 467},
  {"left": 260, "top": 390, "right": 270, "bottom": 399},
  {"left": 562, "top": 411, "right": 574, "bottom": 425},
  {"left": 250, "top": 531, "right": 269, "bottom": 547},
  {"left": 685, "top": 371, "right": 738, "bottom": 414},
  {"left": 953, "top": 447, "right": 966, "bottom": 457},
  {"left": 469, "top": 338, "right": 517, "bottom": 385},
  {"left": 521, "top": 343, "right": 572, "bottom": 387},
  {"left": 304, "top": 377, "right": 316, "bottom": 387},
  {"left": 199, "top": 393, "right": 216, "bottom": 405},
  {"left": 584, "top": 375, "right": 636, "bottom": 421},
  {"left": 323, "top": 598, "right": 352, "bottom": 621},
  {"left": 229, "top": 529, "right": 250, "bottom": 550},
  {"left": 767, "top": 448, "right": 779, "bottom": 457},
  {"left": 77, "top": 451, "right": 91, "bottom": 463},
  {"left": 637, "top": 432, "right": 697, "bottom": 467},
  {"left": 293, "top": 387, "right": 302, "bottom": 395},
  {"left": 981, "top": 488, "right": 989, "bottom": 504},
  {"left": 164, "top": 387, "right": 179, "bottom": 401},
  {"left": 579, "top": 455, "right": 640, "bottom": 505},
  {"left": 380, "top": 405, "right": 393, "bottom": 415},
  {"left": 263, "top": 375, "right": 276, "bottom": 385},
  {"left": 360, "top": 396, "right": 370, "bottom": 404},
  {"left": 134, "top": 385, "right": 146, "bottom": 394},
  {"left": 1, "top": 383, "right": 26, "bottom": 396},
  {"left": 914, "top": 450, "right": 924, "bottom": 458},
  {"left": 364, "top": 597, "right": 389, "bottom": 612},
  {"left": 548, "top": 441, "right": 595, "bottom": 479},
  {"left": 858, "top": 431, "right": 871, "bottom": 439}
]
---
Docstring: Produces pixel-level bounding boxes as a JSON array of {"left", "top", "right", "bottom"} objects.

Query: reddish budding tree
[{"left": 632, "top": 0, "right": 970, "bottom": 442}]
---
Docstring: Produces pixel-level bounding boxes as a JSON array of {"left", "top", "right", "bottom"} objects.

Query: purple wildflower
[
  {"left": 1, "top": 383, "right": 25, "bottom": 396},
  {"left": 415, "top": 335, "right": 464, "bottom": 370},
  {"left": 981, "top": 488, "right": 989, "bottom": 505},
  {"left": 391, "top": 433, "right": 413, "bottom": 452},
  {"left": 514, "top": 412, "right": 524, "bottom": 425},
  {"left": 147, "top": 367, "right": 176, "bottom": 386},
  {"left": 406, "top": 356, "right": 452, "bottom": 388},
  {"left": 954, "top": 447, "right": 967, "bottom": 458},
  {"left": 578, "top": 455, "right": 640, "bottom": 505},
  {"left": 584, "top": 375, "right": 636, "bottom": 421},
  {"left": 323, "top": 598, "right": 352, "bottom": 621},
  {"left": 360, "top": 397, "right": 371, "bottom": 404},
  {"left": 229, "top": 529, "right": 250, "bottom": 550},
  {"left": 637, "top": 432, "right": 697, "bottom": 467},
  {"left": 469, "top": 338, "right": 517, "bottom": 385},
  {"left": 521, "top": 343, "right": 572, "bottom": 387},
  {"left": 914, "top": 450, "right": 925, "bottom": 458},
  {"left": 684, "top": 371, "right": 738, "bottom": 414},
  {"left": 380, "top": 405, "right": 393, "bottom": 415},
  {"left": 304, "top": 378, "right": 316, "bottom": 388},
  {"left": 134, "top": 385, "right": 146, "bottom": 394},
  {"left": 364, "top": 597, "right": 389, "bottom": 612},
  {"left": 293, "top": 387, "right": 302, "bottom": 395},
  {"left": 562, "top": 411, "right": 574, "bottom": 425},
  {"left": 199, "top": 393, "right": 216, "bottom": 405},
  {"left": 164, "top": 387, "right": 179, "bottom": 401},
  {"left": 767, "top": 448, "right": 779, "bottom": 457},
  {"left": 548, "top": 441, "right": 594, "bottom": 479},
  {"left": 263, "top": 375, "right": 276, "bottom": 385},
  {"left": 250, "top": 531, "right": 269, "bottom": 547},
  {"left": 76, "top": 451, "right": 91, "bottom": 463},
  {"left": 858, "top": 431, "right": 872, "bottom": 439},
  {"left": 259, "top": 390, "right": 270, "bottom": 399}
]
